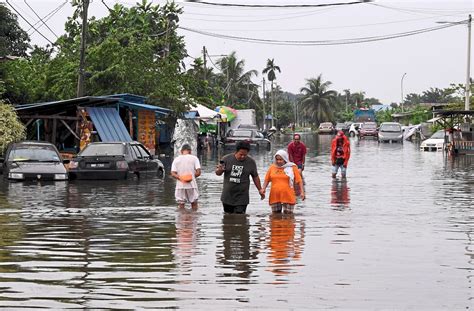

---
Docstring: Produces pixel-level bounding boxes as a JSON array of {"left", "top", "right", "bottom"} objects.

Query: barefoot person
[
  {"left": 215, "top": 141, "right": 265, "bottom": 214},
  {"left": 331, "top": 131, "right": 351, "bottom": 179},
  {"left": 171, "top": 144, "right": 201, "bottom": 209},
  {"left": 260, "top": 150, "right": 305, "bottom": 214}
]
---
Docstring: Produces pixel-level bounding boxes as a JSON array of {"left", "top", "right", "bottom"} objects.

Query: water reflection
[
  {"left": 216, "top": 214, "right": 258, "bottom": 283},
  {"left": 267, "top": 214, "right": 305, "bottom": 281},
  {"left": 173, "top": 208, "right": 200, "bottom": 274},
  {"left": 330, "top": 180, "right": 350, "bottom": 208}
]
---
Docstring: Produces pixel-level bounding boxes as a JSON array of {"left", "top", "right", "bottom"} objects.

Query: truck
[
  {"left": 229, "top": 109, "right": 257, "bottom": 130},
  {"left": 354, "top": 108, "right": 376, "bottom": 123}
]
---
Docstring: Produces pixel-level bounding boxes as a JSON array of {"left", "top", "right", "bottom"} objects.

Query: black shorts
[{"left": 222, "top": 203, "right": 247, "bottom": 214}]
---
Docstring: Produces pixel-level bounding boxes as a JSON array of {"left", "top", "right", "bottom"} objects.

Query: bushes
[{"left": 0, "top": 102, "right": 25, "bottom": 153}]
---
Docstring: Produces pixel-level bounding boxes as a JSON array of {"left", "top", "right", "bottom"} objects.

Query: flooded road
[{"left": 0, "top": 134, "right": 472, "bottom": 309}]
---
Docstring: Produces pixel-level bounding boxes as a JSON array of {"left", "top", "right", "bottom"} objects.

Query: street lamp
[
  {"left": 437, "top": 14, "right": 472, "bottom": 111},
  {"left": 401, "top": 72, "right": 407, "bottom": 112}
]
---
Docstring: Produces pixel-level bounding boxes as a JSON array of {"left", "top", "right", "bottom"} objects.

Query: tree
[
  {"left": 0, "top": 101, "right": 25, "bottom": 152},
  {"left": 262, "top": 58, "right": 280, "bottom": 128},
  {"left": 0, "top": 4, "right": 30, "bottom": 57},
  {"left": 299, "top": 75, "right": 338, "bottom": 125},
  {"left": 421, "top": 87, "right": 454, "bottom": 103},
  {"left": 216, "top": 51, "right": 258, "bottom": 107}
]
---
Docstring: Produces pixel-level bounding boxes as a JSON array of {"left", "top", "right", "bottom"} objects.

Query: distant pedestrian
[
  {"left": 215, "top": 141, "right": 265, "bottom": 214},
  {"left": 287, "top": 134, "right": 307, "bottom": 174},
  {"left": 260, "top": 150, "right": 305, "bottom": 214},
  {"left": 331, "top": 131, "right": 351, "bottom": 179},
  {"left": 171, "top": 144, "right": 201, "bottom": 209}
]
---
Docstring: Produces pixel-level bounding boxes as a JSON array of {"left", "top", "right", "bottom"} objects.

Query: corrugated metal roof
[{"left": 86, "top": 107, "right": 132, "bottom": 142}]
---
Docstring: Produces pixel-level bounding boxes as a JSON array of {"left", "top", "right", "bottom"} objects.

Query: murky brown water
[{"left": 0, "top": 134, "right": 472, "bottom": 309}]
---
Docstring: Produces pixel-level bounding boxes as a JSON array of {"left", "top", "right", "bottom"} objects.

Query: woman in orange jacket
[
  {"left": 260, "top": 150, "right": 305, "bottom": 214},
  {"left": 331, "top": 131, "right": 351, "bottom": 179}
]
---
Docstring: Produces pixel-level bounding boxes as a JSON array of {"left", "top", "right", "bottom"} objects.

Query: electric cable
[
  {"left": 27, "top": 1, "right": 67, "bottom": 35},
  {"left": 179, "top": 23, "right": 460, "bottom": 46},
  {"left": 24, "top": 0, "right": 58, "bottom": 38},
  {"left": 183, "top": 0, "right": 372, "bottom": 9},
  {"left": 5, "top": 0, "right": 56, "bottom": 46}
]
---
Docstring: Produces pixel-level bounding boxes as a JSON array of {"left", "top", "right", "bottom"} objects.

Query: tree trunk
[{"left": 271, "top": 81, "right": 274, "bottom": 128}]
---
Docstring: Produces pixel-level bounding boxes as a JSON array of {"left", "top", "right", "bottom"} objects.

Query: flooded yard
[{"left": 0, "top": 134, "right": 472, "bottom": 309}]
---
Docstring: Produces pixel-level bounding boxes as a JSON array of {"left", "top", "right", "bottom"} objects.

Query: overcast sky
[{"left": 4, "top": 0, "right": 473, "bottom": 104}]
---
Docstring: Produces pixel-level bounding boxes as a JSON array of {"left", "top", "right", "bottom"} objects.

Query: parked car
[
  {"left": 225, "top": 129, "right": 271, "bottom": 150},
  {"left": 69, "top": 142, "right": 164, "bottom": 180},
  {"left": 0, "top": 141, "right": 68, "bottom": 181},
  {"left": 335, "top": 122, "right": 349, "bottom": 134},
  {"left": 420, "top": 130, "right": 447, "bottom": 152},
  {"left": 318, "top": 122, "right": 335, "bottom": 134},
  {"left": 358, "top": 122, "right": 378, "bottom": 139},
  {"left": 348, "top": 122, "right": 363, "bottom": 137},
  {"left": 378, "top": 122, "right": 403, "bottom": 143}
]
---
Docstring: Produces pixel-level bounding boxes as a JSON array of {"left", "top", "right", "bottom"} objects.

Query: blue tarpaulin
[{"left": 86, "top": 107, "right": 132, "bottom": 142}]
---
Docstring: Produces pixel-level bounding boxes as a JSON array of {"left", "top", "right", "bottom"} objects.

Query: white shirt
[{"left": 171, "top": 154, "right": 201, "bottom": 189}]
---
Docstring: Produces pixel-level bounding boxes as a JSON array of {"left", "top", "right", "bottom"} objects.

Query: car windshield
[
  {"left": 336, "top": 123, "right": 345, "bottom": 127},
  {"left": 321, "top": 123, "right": 332, "bottom": 127},
  {"left": 9, "top": 146, "right": 60, "bottom": 162},
  {"left": 80, "top": 144, "right": 125, "bottom": 156},
  {"left": 363, "top": 123, "right": 377, "bottom": 129},
  {"left": 380, "top": 124, "right": 401, "bottom": 132},
  {"left": 430, "top": 130, "right": 446, "bottom": 139},
  {"left": 231, "top": 130, "right": 252, "bottom": 137}
]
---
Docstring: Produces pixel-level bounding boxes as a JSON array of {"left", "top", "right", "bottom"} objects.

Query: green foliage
[
  {"left": 0, "top": 102, "right": 25, "bottom": 153},
  {"left": 299, "top": 75, "right": 338, "bottom": 125},
  {"left": 0, "top": 4, "right": 30, "bottom": 57}
]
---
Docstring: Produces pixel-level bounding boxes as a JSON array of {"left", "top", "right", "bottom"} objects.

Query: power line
[
  {"left": 182, "top": 7, "right": 336, "bottom": 23},
  {"left": 26, "top": 1, "right": 67, "bottom": 34},
  {"left": 24, "top": 0, "right": 58, "bottom": 38},
  {"left": 183, "top": 0, "right": 372, "bottom": 8},
  {"left": 179, "top": 23, "right": 460, "bottom": 46},
  {"left": 187, "top": 12, "right": 471, "bottom": 32},
  {"left": 5, "top": 0, "right": 56, "bottom": 46}
]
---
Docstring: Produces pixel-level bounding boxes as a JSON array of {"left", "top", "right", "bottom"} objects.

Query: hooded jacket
[{"left": 331, "top": 134, "right": 351, "bottom": 166}]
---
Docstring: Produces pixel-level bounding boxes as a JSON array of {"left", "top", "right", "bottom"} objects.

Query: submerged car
[
  {"left": 225, "top": 129, "right": 271, "bottom": 150},
  {"left": 348, "top": 122, "right": 363, "bottom": 137},
  {"left": 378, "top": 122, "right": 403, "bottom": 143},
  {"left": 420, "top": 130, "right": 447, "bottom": 152},
  {"left": 69, "top": 142, "right": 164, "bottom": 180},
  {"left": 358, "top": 122, "right": 378, "bottom": 139},
  {"left": 0, "top": 141, "right": 68, "bottom": 181},
  {"left": 318, "top": 122, "right": 335, "bottom": 134}
]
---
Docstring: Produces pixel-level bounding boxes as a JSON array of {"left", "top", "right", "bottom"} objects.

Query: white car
[
  {"left": 348, "top": 122, "right": 363, "bottom": 137},
  {"left": 420, "top": 130, "right": 446, "bottom": 152}
]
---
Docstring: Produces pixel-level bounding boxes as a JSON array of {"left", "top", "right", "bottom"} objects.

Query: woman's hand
[{"left": 300, "top": 192, "right": 306, "bottom": 201}]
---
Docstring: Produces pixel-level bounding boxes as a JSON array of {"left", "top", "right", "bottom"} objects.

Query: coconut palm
[
  {"left": 262, "top": 58, "right": 281, "bottom": 127},
  {"left": 216, "top": 51, "right": 258, "bottom": 107},
  {"left": 299, "top": 75, "right": 338, "bottom": 125}
]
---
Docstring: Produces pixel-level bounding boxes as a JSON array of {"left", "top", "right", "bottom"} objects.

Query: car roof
[{"left": 380, "top": 122, "right": 400, "bottom": 125}]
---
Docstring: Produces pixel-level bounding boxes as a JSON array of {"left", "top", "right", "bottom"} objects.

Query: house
[{"left": 15, "top": 94, "right": 171, "bottom": 155}]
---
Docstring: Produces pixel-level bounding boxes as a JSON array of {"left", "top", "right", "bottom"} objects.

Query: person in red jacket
[{"left": 331, "top": 131, "right": 351, "bottom": 179}]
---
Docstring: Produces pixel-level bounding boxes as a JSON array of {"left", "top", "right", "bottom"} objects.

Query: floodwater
[{"left": 0, "top": 134, "right": 472, "bottom": 309}]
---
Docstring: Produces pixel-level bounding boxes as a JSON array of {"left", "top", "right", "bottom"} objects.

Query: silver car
[{"left": 378, "top": 122, "right": 403, "bottom": 143}]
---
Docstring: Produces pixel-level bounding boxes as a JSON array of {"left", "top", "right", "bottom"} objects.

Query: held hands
[
  {"left": 215, "top": 163, "right": 225, "bottom": 175},
  {"left": 259, "top": 188, "right": 266, "bottom": 200}
]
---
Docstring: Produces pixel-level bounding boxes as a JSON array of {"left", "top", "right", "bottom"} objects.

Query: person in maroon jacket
[{"left": 287, "top": 134, "right": 307, "bottom": 174}]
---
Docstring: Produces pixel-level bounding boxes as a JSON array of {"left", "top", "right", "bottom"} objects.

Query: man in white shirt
[{"left": 171, "top": 144, "right": 201, "bottom": 209}]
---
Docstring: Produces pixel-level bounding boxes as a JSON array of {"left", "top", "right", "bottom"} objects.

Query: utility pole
[
  {"left": 465, "top": 14, "right": 471, "bottom": 110},
  {"left": 202, "top": 46, "right": 207, "bottom": 81},
  {"left": 401, "top": 73, "right": 407, "bottom": 112},
  {"left": 271, "top": 81, "right": 274, "bottom": 128},
  {"left": 262, "top": 78, "right": 266, "bottom": 130},
  {"left": 76, "top": 0, "right": 89, "bottom": 98}
]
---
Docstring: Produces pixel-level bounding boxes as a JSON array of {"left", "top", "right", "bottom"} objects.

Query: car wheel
[{"left": 157, "top": 168, "right": 164, "bottom": 178}]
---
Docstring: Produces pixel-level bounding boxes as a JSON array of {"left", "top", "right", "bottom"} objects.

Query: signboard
[{"left": 137, "top": 110, "right": 156, "bottom": 154}]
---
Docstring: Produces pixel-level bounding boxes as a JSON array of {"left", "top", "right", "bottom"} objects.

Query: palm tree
[
  {"left": 262, "top": 58, "right": 281, "bottom": 128},
  {"left": 216, "top": 51, "right": 258, "bottom": 107},
  {"left": 299, "top": 75, "right": 338, "bottom": 125}
]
